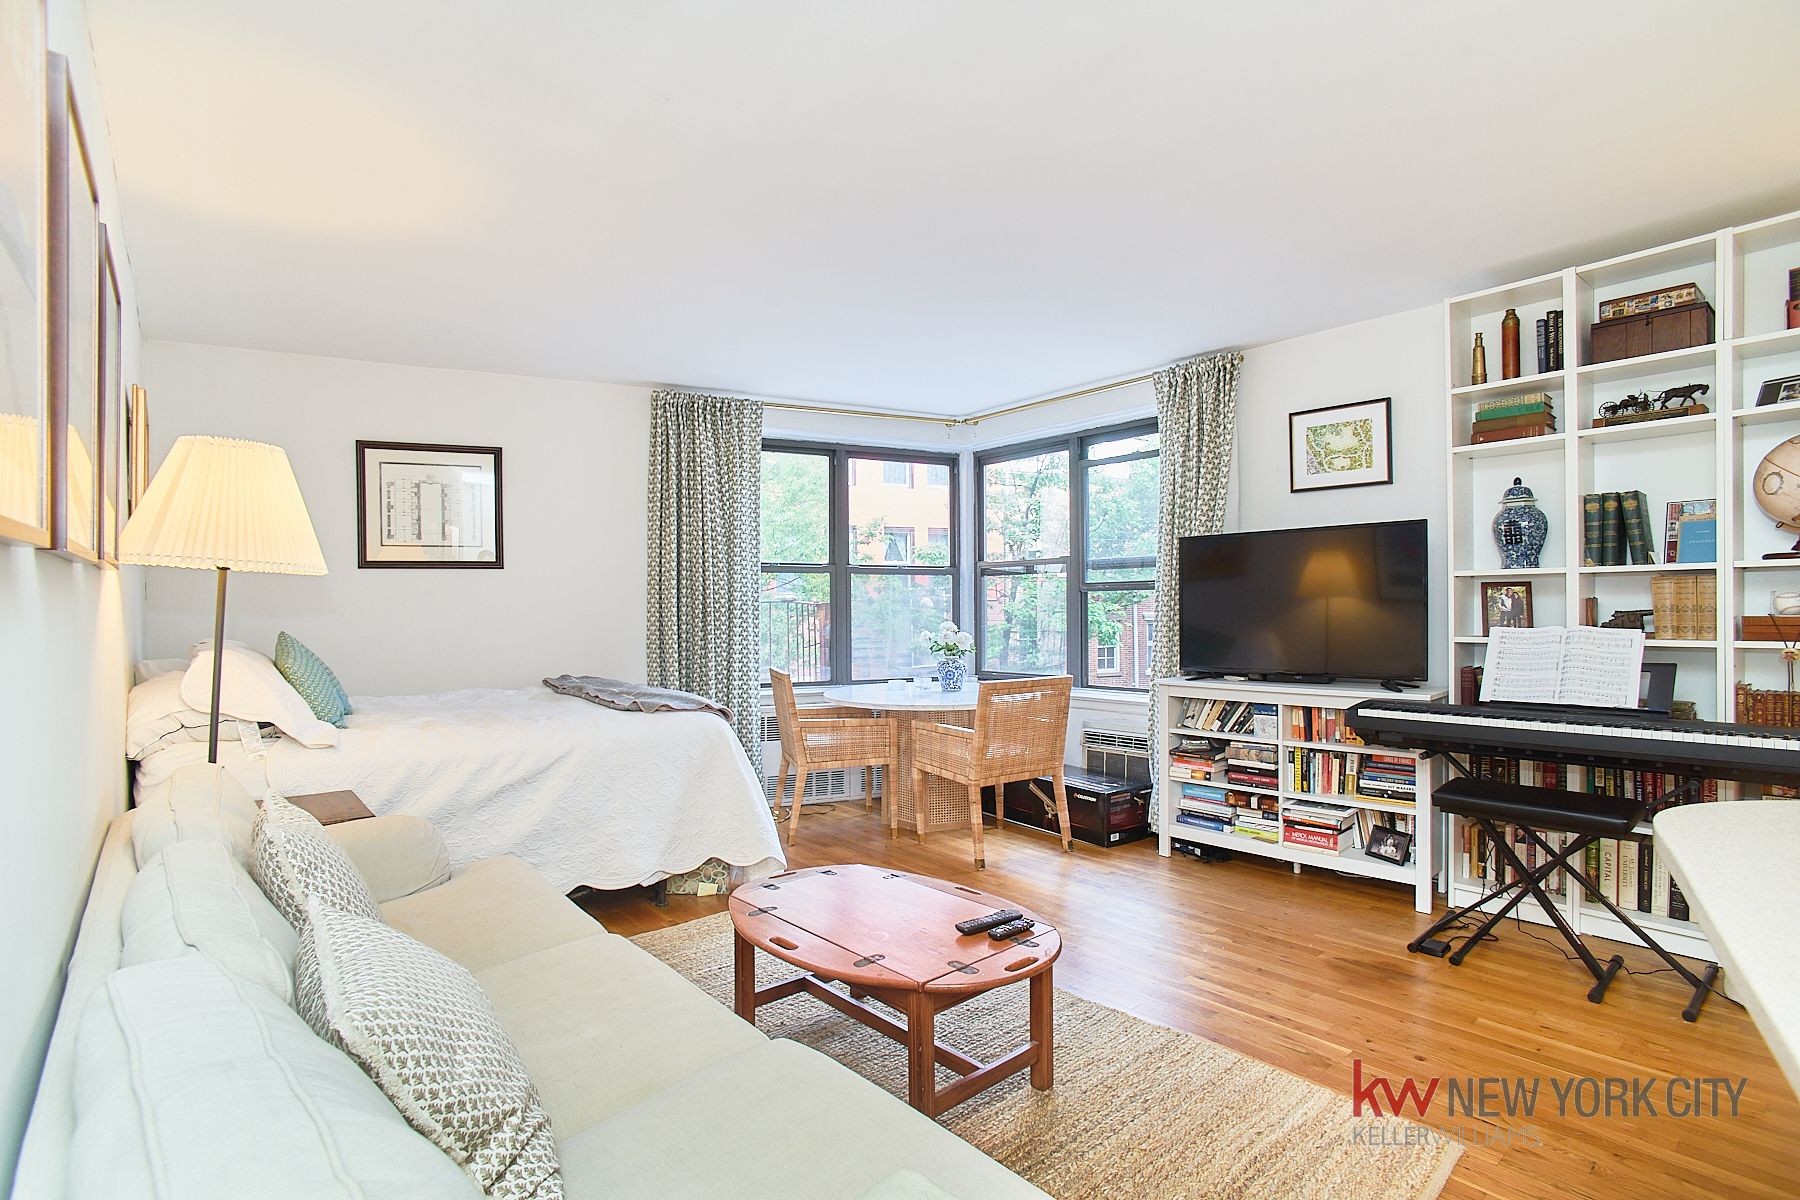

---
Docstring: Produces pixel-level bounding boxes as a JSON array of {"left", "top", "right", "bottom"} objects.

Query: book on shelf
[
  {"left": 1472, "top": 410, "right": 1557, "bottom": 433},
  {"left": 1474, "top": 394, "right": 1554, "bottom": 420},
  {"left": 1283, "top": 823, "right": 1354, "bottom": 852},
  {"left": 1176, "top": 698, "right": 1277, "bottom": 737},
  {"left": 1663, "top": 499, "right": 1716, "bottom": 563},
  {"left": 1535, "top": 318, "right": 1549, "bottom": 374},
  {"left": 1470, "top": 422, "right": 1553, "bottom": 445},
  {"left": 1457, "top": 664, "right": 1484, "bottom": 705},
  {"left": 1480, "top": 626, "right": 1644, "bottom": 708},
  {"left": 1549, "top": 310, "right": 1563, "bottom": 370},
  {"left": 1600, "top": 494, "right": 1624, "bottom": 566},
  {"left": 1582, "top": 493, "right": 1603, "bottom": 566},
  {"left": 1619, "top": 490, "right": 1655, "bottom": 565}
]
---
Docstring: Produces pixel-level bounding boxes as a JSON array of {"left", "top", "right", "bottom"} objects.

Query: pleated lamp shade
[{"left": 119, "top": 435, "right": 327, "bottom": 574}]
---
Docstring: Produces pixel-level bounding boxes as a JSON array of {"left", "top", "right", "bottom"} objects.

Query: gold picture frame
[
  {"left": 126, "top": 383, "right": 150, "bottom": 512},
  {"left": 0, "top": 0, "right": 49, "bottom": 547},
  {"left": 47, "top": 52, "right": 102, "bottom": 565}
]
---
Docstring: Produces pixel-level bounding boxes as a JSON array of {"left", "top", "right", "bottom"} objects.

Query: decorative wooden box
[{"left": 1587, "top": 301, "right": 1714, "bottom": 364}]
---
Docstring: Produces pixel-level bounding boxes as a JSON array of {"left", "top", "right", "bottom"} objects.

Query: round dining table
[{"left": 821, "top": 681, "right": 983, "bottom": 837}]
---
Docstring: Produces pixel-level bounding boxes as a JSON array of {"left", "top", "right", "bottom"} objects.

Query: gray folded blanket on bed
[{"left": 543, "top": 675, "right": 733, "bottom": 723}]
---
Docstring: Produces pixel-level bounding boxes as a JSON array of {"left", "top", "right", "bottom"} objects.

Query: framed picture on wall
[
  {"left": 126, "top": 383, "right": 150, "bottom": 512},
  {"left": 99, "top": 224, "right": 122, "bottom": 563},
  {"left": 1288, "top": 397, "right": 1393, "bottom": 493},
  {"left": 0, "top": 0, "right": 49, "bottom": 547},
  {"left": 49, "top": 52, "right": 103, "bottom": 564},
  {"left": 355, "top": 440, "right": 503, "bottom": 568}
]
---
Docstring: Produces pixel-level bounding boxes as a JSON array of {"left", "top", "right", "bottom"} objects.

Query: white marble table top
[
  {"left": 1654, "top": 801, "right": 1800, "bottom": 1098},
  {"left": 821, "top": 681, "right": 982, "bottom": 711}
]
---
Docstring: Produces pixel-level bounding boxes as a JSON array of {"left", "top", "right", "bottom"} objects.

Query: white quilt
[{"left": 134, "top": 687, "right": 785, "bottom": 892}]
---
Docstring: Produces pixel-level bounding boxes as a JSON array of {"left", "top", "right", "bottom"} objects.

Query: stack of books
[
  {"left": 1287, "top": 705, "right": 1362, "bottom": 744},
  {"left": 1290, "top": 747, "right": 1358, "bottom": 796},
  {"left": 1581, "top": 490, "right": 1656, "bottom": 565},
  {"left": 1662, "top": 499, "right": 1716, "bottom": 564},
  {"left": 1649, "top": 573, "right": 1717, "bottom": 640},
  {"left": 1356, "top": 754, "right": 1418, "bottom": 802},
  {"left": 1175, "top": 697, "right": 1276, "bottom": 737},
  {"left": 1224, "top": 743, "right": 1279, "bottom": 791},
  {"left": 1166, "top": 738, "right": 1228, "bottom": 784},
  {"left": 1232, "top": 800, "right": 1281, "bottom": 843},
  {"left": 1469, "top": 393, "right": 1556, "bottom": 444},
  {"left": 1173, "top": 782, "right": 1235, "bottom": 833},
  {"left": 1282, "top": 799, "right": 1356, "bottom": 852}
]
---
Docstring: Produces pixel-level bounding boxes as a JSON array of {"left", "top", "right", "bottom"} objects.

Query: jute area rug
[{"left": 633, "top": 913, "right": 1460, "bottom": 1200}]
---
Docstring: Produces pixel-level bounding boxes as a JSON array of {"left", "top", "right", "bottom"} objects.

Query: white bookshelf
[
  {"left": 1441, "top": 206, "right": 1800, "bottom": 963},
  {"left": 1153, "top": 678, "right": 1445, "bottom": 913}
]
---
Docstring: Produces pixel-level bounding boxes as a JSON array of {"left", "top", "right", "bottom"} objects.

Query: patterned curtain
[
  {"left": 646, "top": 389, "right": 765, "bottom": 759},
  {"left": 1148, "top": 352, "right": 1243, "bottom": 826}
]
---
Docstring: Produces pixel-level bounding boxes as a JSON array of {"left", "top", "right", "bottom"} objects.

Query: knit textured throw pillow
[
  {"left": 249, "top": 793, "right": 383, "bottom": 929},
  {"left": 296, "top": 897, "right": 562, "bottom": 1199},
  {"left": 274, "top": 632, "right": 352, "bottom": 728}
]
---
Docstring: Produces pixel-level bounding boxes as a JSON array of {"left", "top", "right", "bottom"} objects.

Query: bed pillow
[
  {"left": 133, "top": 657, "right": 189, "bottom": 685},
  {"left": 69, "top": 956, "right": 480, "bottom": 1200},
  {"left": 295, "top": 897, "right": 561, "bottom": 1199},
  {"left": 121, "top": 839, "right": 299, "bottom": 1004},
  {"left": 125, "top": 674, "right": 217, "bottom": 760},
  {"left": 274, "top": 631, "right": 352, "bottom": 727},
  {"left": 182, "top": 640, "right": 339, "bottom": 748},
  {"left": 250, "top": 793, "right": 383, "bottom": 929}
]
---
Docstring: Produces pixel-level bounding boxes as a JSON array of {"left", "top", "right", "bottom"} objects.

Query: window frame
[
  {"left": 974, "top": 417, "right": 1158, "bottom": 691},
  {"left": 761, "top": 439, "right": 960, "bottom": 687}
]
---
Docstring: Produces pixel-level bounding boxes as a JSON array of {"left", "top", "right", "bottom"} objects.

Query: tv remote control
[
  {"left": 955, "top": 909, "right": 1023, "bottom": 936},
  {"left": 987, "top": 919, "right": 1034, "bottom": 940}
]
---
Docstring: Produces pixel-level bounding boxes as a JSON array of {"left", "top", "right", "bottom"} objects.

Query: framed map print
[
  {"left": 356, "top": 440, "right": 503, "bottom": 568},
  {"left": 49, "top": 53, "right": 102, "bottom": 563},
  {"left": 1288, "top": 397, "right": 1392, "bottom": 493},
  {"left": 0, "top": 0, "right": 47, "bottom": 546}
]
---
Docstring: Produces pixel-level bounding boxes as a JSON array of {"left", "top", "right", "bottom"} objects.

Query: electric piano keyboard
[{"left": 1346, "top": 699, "right": 1800, "bottom": 787}]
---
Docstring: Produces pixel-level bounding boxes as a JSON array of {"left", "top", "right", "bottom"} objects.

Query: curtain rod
[{"left": 760, "top": 371, "right": 1155, "bottom": 427}]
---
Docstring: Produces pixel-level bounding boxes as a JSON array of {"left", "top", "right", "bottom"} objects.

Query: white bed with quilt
[{"left": 128, "top": 642, "right": 785, "bottom": 893}]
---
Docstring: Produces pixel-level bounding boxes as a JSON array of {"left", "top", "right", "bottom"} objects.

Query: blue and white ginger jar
[{"left": 1492, "top": 476, "right": 1548, "bottom": 569}]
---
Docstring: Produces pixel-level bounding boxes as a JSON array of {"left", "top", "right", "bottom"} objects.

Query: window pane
[
  {"left": 1085, "top": 588, "right": 1155, "bottom": 689},
  {"left": 1085, "top": 430, "right": 1160, "bottom": 460},
  {"left": 850, "top": 573, "right": 952, "bottom": 679},
  {"left": 760, "top": 571, "right": 831, "bottom": 683},
  {"left": 761, "top": 451, "right": 829, "bottom": 564},
  {"left": 1084, "top": 453, "right": 1159, "bottom": 580},
  {"left": 981, "top": 450, "right": 1069, "bottom": 562},
  {"left": 981, "top": 568, "right": 1067, "bottom": 674},
  {"left": 925, "top": 463, "right": 949, "bottom": 487},
  {"left": 850, "top": 455, "right": 949, "bottom": 565}
]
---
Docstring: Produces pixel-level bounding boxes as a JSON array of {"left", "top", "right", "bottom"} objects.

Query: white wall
[
  {"left": 1, "top": 0, "right": 143, "bottom": 1181},
  {"left": 140, "top": 342, "right": 653, "bottom": 695}
]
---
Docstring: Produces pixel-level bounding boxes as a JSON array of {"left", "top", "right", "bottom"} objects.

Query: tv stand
[
  {"left": 1380, "top": 679, "right": 1419, "bottom": 693},
  {"left": 1153, "top": 677, "right": 1446, "bottom": 913}
]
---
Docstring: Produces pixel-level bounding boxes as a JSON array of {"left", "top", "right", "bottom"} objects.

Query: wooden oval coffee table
[{"left": 729, "top": 863, "right": 1060, "bottom": 1117}]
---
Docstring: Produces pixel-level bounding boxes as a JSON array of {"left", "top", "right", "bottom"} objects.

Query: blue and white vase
[
  {"left": 937, "top": 656, "right": 967, "bottom": 692},
  {"left": 1492, "top": 476, "right": 1548, "bottom": 569}
]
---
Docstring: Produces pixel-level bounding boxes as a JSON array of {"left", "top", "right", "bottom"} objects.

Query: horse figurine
[{"left": 1654, "top": 383, "right": 1710, "bottom": 410}]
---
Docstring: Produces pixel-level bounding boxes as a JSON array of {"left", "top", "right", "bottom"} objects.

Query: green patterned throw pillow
[{"left": 274, "top": 632, "right": 352, "bottom": 728}]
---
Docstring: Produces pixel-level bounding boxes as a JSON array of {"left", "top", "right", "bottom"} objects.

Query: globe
[{"left": 1753, "top": 435, "right": 1800, "bottom": 558}]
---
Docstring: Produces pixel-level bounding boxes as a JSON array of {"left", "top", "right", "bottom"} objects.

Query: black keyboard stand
[{"left": 1415, "top": 765, "right": 1720, "bottom": 1022}]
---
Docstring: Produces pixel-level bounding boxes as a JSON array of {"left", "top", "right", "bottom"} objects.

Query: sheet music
[
  {"left": 1479, "top": 626, "right": 1644, "bottom": 708},
  {"left": 1479, "top": 628, "right": 1569, "bottom": 703}
]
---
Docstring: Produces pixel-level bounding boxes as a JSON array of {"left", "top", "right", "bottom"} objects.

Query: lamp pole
[{"left": 208, "top": 566, "right": 229, "bottom": 764}]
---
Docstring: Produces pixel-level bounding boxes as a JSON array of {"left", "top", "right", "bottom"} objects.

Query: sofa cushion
[
  {"left": 474, "top": 932, "right": 766, "bottom": 1138},
  {"left": 297, "top": 897, "right": 562, "bottom": 1199},
  {"left": 250, "top": 793, "right": 383, "bottom": 928},
  {"left": 326, "top": 814, "right": 452, "bottom": 903},
  {"left": 68, "top": 956, "right": 479, "bottom": 1200},
  {"left": 556, "top": 1040, "right": 1047, "bottom": 1200},
  {"left": 131, "top": 763, "right": 259, "bottom": 869},
  {"left": 381, "top": 855, "right": 600, "bottom": 972},
  {"left": 121, "top": 839, "right": 298, "bottom": 1003}
]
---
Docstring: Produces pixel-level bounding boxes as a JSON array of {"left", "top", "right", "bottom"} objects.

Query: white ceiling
[{"left": 86, "top": 0, "right": 1800, "bottom": 416}]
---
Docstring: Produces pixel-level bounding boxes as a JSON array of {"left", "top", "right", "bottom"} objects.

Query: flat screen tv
[{"left": 1178, "top": 519, "right": 1429, "bottom": 684}]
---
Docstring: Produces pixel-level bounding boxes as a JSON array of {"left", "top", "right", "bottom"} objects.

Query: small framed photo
[
  {"left": 356, "top": 440, "right": 503, "bottom": 569},
  {"left": 1755, "top": 374, "right": 1800, "bottom": 408},
  {"left": 1289, "top": 397, "right": 1392, "bottom": 492},
  {"left": 1366, "top": 825, "right": 1413, "bottom": 865},
  {"left": 1481, "top": 581, "right": 1534, "bottom": 633}
]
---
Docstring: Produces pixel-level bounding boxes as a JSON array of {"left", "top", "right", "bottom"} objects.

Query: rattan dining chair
[
  {"left": 909, "top": 676, "right": 1073, "bottom": 869},
  {"left": 768, "top": 668, "right": 900, "bottom": 846}
]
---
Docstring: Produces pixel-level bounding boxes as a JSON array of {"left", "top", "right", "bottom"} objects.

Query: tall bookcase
[
  {"left": 1154, "top": 678, "right": 1444, "bottom": 913},
  {"left": 1443, "top": 205, "right": 1800, "bottom": 960}
]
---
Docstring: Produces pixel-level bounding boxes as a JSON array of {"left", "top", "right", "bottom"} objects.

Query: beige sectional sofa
[{"left": 13, "top": 763, "right": 1045, "bottom": 1199}]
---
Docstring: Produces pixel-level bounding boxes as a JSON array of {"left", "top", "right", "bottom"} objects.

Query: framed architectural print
[
  {"left": 48, "top": 53, "right": 102, "bottom": 564},
  {"left": 356, "top": 440, "right": 503, "bottom": 568},
  {"left": 126, "top": 383, "right": 150, "bottom": 512},
  {"left": 99, "top": 225, "right": 122, "bottom": 562},
  {"left": 1288, "top": 397, "right": 1393, "bottom": 493},
  {"left": 0, "top": 0, "right": 48, "bottom": 546}
]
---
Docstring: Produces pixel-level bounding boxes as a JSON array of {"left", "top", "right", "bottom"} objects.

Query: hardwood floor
[{"left": 579, "top": 804, "right": 1800, "bottom": 1200}]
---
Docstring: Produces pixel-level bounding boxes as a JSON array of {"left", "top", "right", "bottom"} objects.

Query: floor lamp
[{"left": 118, "top": 436, "right": 327, "bottom": 763}]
